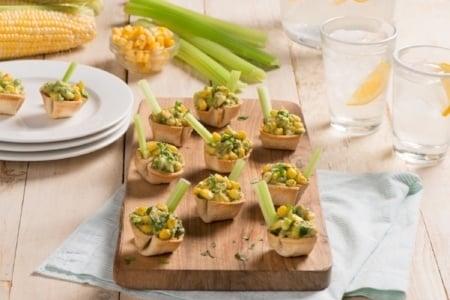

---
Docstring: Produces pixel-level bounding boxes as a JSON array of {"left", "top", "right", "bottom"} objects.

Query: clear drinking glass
[
  {"left": 280, "top": 0, "right": 396, "bottom": 49},
  {"left": 320, "top": 16, "right": 397, "bottom": 135},
  {"left": 392, "top": 45, "right": 450, "bottom": 165}
]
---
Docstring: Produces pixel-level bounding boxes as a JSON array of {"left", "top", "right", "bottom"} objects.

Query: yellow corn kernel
[
  {"left": 277, "top": 205, "right": 289, "bottom": 218},
  {"left": 156, "top": 203, "right": 168, "bottom": 211},
  {"left": 166, "top": 217, "right": 177, "bottom": 229},
  {"left": 237, "top": 147, "right": 245, "bottom": 158},
  {"left": 192, "top": 186, "right": 202, "bottom": 196},
  {"left": 158, "top": 229, "right": 172, "bottom": 240},
  {"left": 0, "top": 8, "right": 97, "bottom": 60},
  {"left": 227, "top": 189, "right": 241, "bottom": 200},
  {"left": 135, "top": 206, "right": 148, "bottom": 216},
  {"left": 197, "top": 99, "right": 208, "bottom": 111},
  {"left": 286, "top": 167, "right": 298, "bottom": 179},
  {"left": 214, "top": 173, "right": 225, "bottom": 182},
  {"left": 275, "top": 128, "right": 284, "bottom": 135},
  {"left": 235, "top": 130, "right": 247, "bottom": 140},
  {"left": 138, "top": 224, "right": 152, "bottom": 234},
  {"left": 166, "top": 144, "right": 179, "bottom": 153},
  {"left": 230, "top": 181, "right": 240, "bottom": 190},
  {"left": 211, "top": 132, "right": 222, "bottom": 142},
  {"left": 147, "top": 141, "right": 159, "bottom": 152},
  {"left": 199, "top": 188, "right": 214, "bottom": 200}
]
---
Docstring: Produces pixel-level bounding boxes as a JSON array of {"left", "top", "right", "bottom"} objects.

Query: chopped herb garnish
[
  {"left": 201, "top": 249, "right": 215, "bottom": 258},
  {"left": 237, "top": 115, "right": 249, "bottom": 120},
  {"left": 124, "top": 256, "right": 136, "bottom": 264},
  {"left": 235, "top": 252, "right": 248, "bottom": 262},
  {"left": 159, "top": 257, "right": 171, "bottom": 264}
]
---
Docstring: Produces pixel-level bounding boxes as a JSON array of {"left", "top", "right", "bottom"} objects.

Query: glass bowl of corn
[{"left": 110, "top": 23, "right": 179, "bottom": 74}]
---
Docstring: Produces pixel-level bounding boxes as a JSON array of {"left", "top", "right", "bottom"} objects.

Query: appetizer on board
[
  {"left": 193, "top": 173, "right": 245, "bottom": 223},
  {"left": 259, "top": 107, "right": 305, "bottom": 150},
  {"left": 149, "top": 101, "right": 193, "bottom": 147},
  {"left": 261, "top": 162, "right": 309, "bottom": 206},
  {"left": 204, "top": 126, "right": 253, "bottom": 173},
  {"left": 0, "top": 71, "right": 25, "bottom": 115},
  {"left": 193, "top": 84, "right": 242, "bottom": 128},
  {"left": 129, "top": 203, "right": 185, "bottom": 256},
  {"left": 267, "top": 204, "right": 318, "bottom": 257},
  {"left": 257, "top": 85, "right": 305, "bottom": 150},
  {"left": 134, "top": 141, "right": 184, "bottom": 184}
]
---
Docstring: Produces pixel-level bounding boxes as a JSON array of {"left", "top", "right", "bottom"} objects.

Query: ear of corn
[
  {"left": 0, "top": 4, "right": 98, "bottom": 60},
  {"left": 1, "top": 0, "right": 103, "bottom": 15}
]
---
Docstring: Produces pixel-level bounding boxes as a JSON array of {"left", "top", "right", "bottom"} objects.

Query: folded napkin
[{"left": 35, "top": 170, "right": 423, "bottom": 300}]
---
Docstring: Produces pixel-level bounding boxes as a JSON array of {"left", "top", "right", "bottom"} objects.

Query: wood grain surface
[{"left": 114, "top": 98, "right": 332, "bottom": 291}]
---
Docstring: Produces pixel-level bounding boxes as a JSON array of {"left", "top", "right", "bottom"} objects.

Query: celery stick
[
  {"left": 228, "top": 158, "right": 246, "bottom": 181},
  {"left": 125, "top": 0, "right": 267, "bottom": 47},
  {"left": 227, "top": 70, "right": 241, "bottom": 93},
  {"left": 133, "top": 114, "right": 149, "bottom": 159},
  {"left": 176, "top": 39, "right": 246, "bottom": 90},
  {"left": 257, "top": 85, "right": 272, "bottom": 120},
  {"left": 61, "top": 62, "right": 77, "bottom": 82},
  {"left": 183, "top": 112, "right": 213, "bottom": 143},
  {"left": 138, "top": 80, "right": 161, "bottom": 114},
  {"left": 254, "top": 180, "right": 278, "bottom": 226},
  {"left": 303, "top": 148, "right": 323, "bottom": 179},
  {"left": 166, "top": 178, "right": 191, "bottom": 213},
  {"left": 176, "top": 39, "right": 229, "bottom": 86},
  {"left": 185, "top": 36, "right": 266, "bottom": 83}
]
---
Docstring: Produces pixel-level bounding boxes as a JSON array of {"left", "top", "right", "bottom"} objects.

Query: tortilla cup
[
  {"left": 267, "top": 183, "right": 309, "bottom": 206},
  {"left": 195, "top": 104, "right": 241, "bottom": 128},
  {"left": 195, "top": 196, "right": 245, "bottom": 223},
  {"left": 149, "top": 118, "right": 193, "bottom": 147},
  {"left": 204, "top": 149, "right": 252, "bottom": 173},
  {"left": 259, "top": 130, "right": 303, "bottom": 151},
  {"left": 267, "top": 232, "right": 317, "bottom": 257},
  {"left": 134, "top": 150, "right": 183, "bottom": 184},
  {"left": 40, "top": 89, "right": 87, "bottom": 119},
  {"left": 0, "top": 93, "right": 25, "bottom": 115},
  {"left": 131, "top": 223, "right": 183, "bottom": 256}
]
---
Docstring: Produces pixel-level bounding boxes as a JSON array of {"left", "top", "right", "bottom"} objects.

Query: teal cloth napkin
[{"left": 35, "top": 170, "right": 423, "bottom": 300}]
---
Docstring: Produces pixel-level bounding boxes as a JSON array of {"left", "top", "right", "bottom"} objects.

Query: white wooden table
[{"left": 1, "top": 1, "right": 449, "bottom": 299}]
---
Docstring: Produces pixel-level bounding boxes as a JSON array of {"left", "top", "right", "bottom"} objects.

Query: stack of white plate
[{"left": 0, "top": 60, "right": 134, "bottom": 161}]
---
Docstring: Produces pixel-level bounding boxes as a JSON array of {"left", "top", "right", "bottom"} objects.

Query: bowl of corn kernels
[{"left": 110, "top": 22, "right": 179, "bottom": 74}]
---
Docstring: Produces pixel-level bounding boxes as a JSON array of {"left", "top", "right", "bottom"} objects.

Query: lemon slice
[
  {"left": 439, "top": 62, "right": 450, "bottom": 117},
  {"left": 346, "top": 61, "right": 390, "bottom": 106}
]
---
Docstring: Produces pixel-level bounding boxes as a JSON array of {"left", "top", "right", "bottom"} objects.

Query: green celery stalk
[
  {"left": 133, "top": 114, "right": 149, "bottom": 159},
  {"left": 62, "top": 61, "right": 77, "bottom": 82},
  {"left": 166, "top": 178, "right": 191, "bottom": 213},
  {"left": 303, "top": 148, "right": 323, "bottom": 179},
  {"left": 183, "top": 112, "right": 213, "bottom": 143},
  {"left": 257, "top": 85, "right": 272, "bottom": 120},
  {"left": 125, "top": 0, "right": 267, "bottom": 48},
  {"left": 125, "top": 0, "right": 279, "bottom": 68},
  {"left": 185, "top": 35, "right": 266, "bottom": 83},
  {"left": 254, "top": 180, "right": 278, "bottom": 226},
  {"left": 228, "top": 158, "right": 246, "bottom": 181},
  {"left": 138, "top": 80, "right": 161, "bottom": 114},
  {"left": 226, "top": 70, "right": 241, "bottom": 93},
  {"left": 176, "top": 39, "right": 246, "bottom": 90}
]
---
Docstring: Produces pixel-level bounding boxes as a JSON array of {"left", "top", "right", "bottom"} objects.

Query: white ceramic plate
[
  {"left": 0, "top": 60, "right": 133, "bottom": 143},
  {"left": 0, "top": 113, "right": 130, "bottom": 152},
  {"left": 0, "top": 116, "right": 131, "bottom": 161}
]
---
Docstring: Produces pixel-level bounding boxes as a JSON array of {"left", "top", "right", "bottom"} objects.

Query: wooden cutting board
[{"left": 113, "top": 98, "right": 332, "bottom": 291}]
